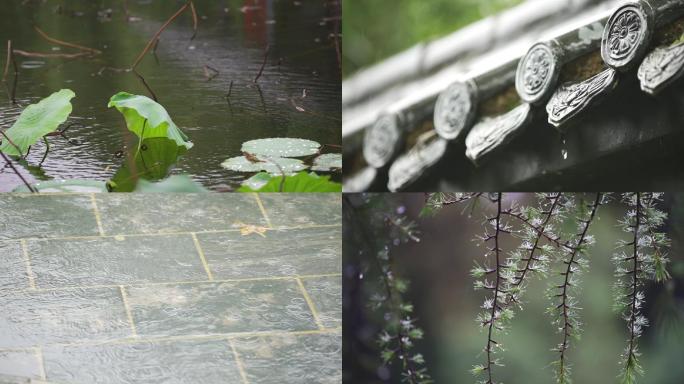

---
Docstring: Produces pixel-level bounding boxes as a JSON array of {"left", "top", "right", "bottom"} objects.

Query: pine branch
[
  {"left": 346, "top": 196, "right": 432, "bottom": 384},
  {"left": 471, "top": 193, "right": 516, "bottom": 384},
  {"left": 552, "top": 193, "right": 602, "bottom": 384},
  {"left": 614, "top": 192, "right": 669, "bottom": 384},
  {"left": 513, "top": 193, "right": 563, "bottom": 287}
]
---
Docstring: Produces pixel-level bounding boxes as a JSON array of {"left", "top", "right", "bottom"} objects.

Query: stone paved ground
[{"left": 0, "top": 193, "right": 341, "bottom": 384}]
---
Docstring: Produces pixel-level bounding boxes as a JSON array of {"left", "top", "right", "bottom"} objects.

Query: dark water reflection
[{"left": 0, "top": 0, "right": 341, "bottom": 191}]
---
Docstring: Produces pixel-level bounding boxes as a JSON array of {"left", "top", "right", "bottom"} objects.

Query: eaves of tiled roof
[{"left": 343, "top": 0, "right": 684, "bottom": 192}]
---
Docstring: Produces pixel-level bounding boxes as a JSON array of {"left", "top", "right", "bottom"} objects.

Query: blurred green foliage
[{"left": 342, "top": 0, "right": 523, "bottom": 77}]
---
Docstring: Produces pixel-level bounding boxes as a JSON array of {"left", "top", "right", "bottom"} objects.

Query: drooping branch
[
  {"left": 471, "top": 193, "right": 516, "bottom": 384},
  {"left": 344, "top": 196, "right": 431, "bottom": 384},
  {"left": 513, "top": 193, "right": 563, "bottom": 287},
  {"left": 624, "top": 192, "right": 641, "bottom": 378},
  {"left": 614, "top": 192, "right": 662, "bottom": 384},
  {"left": 502, "top": 208, "right": 563, "bottom": 247},
  {"left": 553, "top": 193, "right": 601, "bottom": 384},
  {"left": 485, "top": 193, "right": 503, "bottom": 384}
]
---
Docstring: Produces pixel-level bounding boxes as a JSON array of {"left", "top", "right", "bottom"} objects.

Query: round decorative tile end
[
  {"left": 601, "top": 2, "right": 652, "bottom": 70},
  {"left": 363, "top": 114, "right": 402, "bottom": 168},
  {"left": 433, "top": 81, "right": 476, "bottom": 140},
  {"left": 516, "top": 42, "right": 560, "bottom": 105}
]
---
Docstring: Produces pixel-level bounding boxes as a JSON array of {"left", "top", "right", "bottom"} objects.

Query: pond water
[{"left": 0, "top": 0, "right": 341, "bottom": 191}]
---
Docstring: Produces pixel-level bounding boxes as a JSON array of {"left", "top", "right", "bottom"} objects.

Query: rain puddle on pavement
[{"left": 0, "top": 193, "right": 341, "bottom": 384}]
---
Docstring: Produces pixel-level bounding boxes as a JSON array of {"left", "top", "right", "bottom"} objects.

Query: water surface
[{"left": 0, "top": 0, "right": 341, "bottom": 191}]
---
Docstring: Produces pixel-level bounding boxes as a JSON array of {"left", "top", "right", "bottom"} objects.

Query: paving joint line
[
  {"left": 89, "top": 193, "right": 105, "bottom": 236},
  {"left": 20, "top": 239, "right": 37, "bottom": 290},
  {"left": 227, "top": 338, "right": 250, "bottom": 384},
  {"left": 119, "top": 285, "right": 138, "bottom": 338},
  {"left": 252, "top": 193, "right": 273, "bottom": 228},
  {"left": 35, "top": 346, "right": 46, "bottom": 380},
  {"left": 0, "top": 327, "right": 342, "bottom": 351},
  {"left": 191, "top": 232, "right": 214, "bottom": 280},
  {"left": 0, "top": 224, "right": 341, "bottom": 244},
  {"left": 0, "top": 273, "right": 342, "bottom": 294},
  {"left": 295, "top": 277, "right": 325, "bottom": 330}
]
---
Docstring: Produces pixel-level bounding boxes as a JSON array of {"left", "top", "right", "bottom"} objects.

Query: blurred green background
[
  {"left": 343, "top": 193, "right": 684, "bottom": 383},
  {"left": 342, "top": 0, "right": 522, "bottom": 77}
]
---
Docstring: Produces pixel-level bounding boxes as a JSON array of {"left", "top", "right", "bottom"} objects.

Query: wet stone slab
[
  {"left": 0, "top": 194, "right": 341, "bottom": 382},
  {"left": 302, "top": 276, "right": 342, "bottom": 329},
  {"left": 125, "top": 280, "right": 318, "bottom": 337},
  {"left": 94, "top": 194, "right": 267, "bottom": 235},
  {"left": 0, "top": 350, "right": 41, "bottom": 380},
  {"left": 232, "top": 332, "right": 342, "bottom": 384},
  {"left": 0, "top": 242, "right": 28, "bottom": 290},
  {"left": 197, "top": 227, "right": 341, "bottom": 279},
  {"left": 0, "top": 287, "right": 131, "bottom": 349},
  {"left": 0, "top": 195, "right": 99, "bottom": 240},
  {"left": 43, "top": 339, "right": 244, "bottom": 384},
  {"left": 259, "top": 194, "right": 342, "bottom": 228},
  {"left": 27, "top": 235, "right": 208, "bottom": 289}
]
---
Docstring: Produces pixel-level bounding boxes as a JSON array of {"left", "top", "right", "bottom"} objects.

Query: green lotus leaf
[
  {"left": 0, "top": 89, "right": 75, "bottom": 156},
  {"left": 135, "top": 175, "right": 208, "bottom": 192},
  {"left": 241, "top": 138, "right": 320, "bottom": 158},
  {"left": 107, "top": 137, "right": 187, "bottom": 192},
  {"left": 237, "top": 171, "right": 341, "bottom": 192},
  {"left": 12, "top": 179, "right": 107, "bottom": 193},
  {"left": 241, "top": 172, "right": 273, "bottom": 191},
  {"left": 108, "top": 92, "right": 193, "bottom": 149},
  {"left": 311, "top": 153, "right": 342, "bottom": 172},
  {"left": 221, "top": 156, "right": 307, "bottom": 174}
]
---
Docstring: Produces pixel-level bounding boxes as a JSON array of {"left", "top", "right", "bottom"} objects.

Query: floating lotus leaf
[
  {"left": 237, "top": 171, "right": 341, "bottom": 192},
  {"left": 0, "top": 89, "right": 75, "bottom": 156},
  {"left": 12, "top": 179, "right": 107, "bottom": 193},
  {"left": 108, "top": 92, "right": 193, "bottom": 149},
  {"left": 311, "top": 153, "right": 342, "bottom": 172},
  {"left": 221, "top": 156, "right": 307, "bottom": 174},
  {"left": 241, "top": 138, "right": 320, "bottom": 158}
]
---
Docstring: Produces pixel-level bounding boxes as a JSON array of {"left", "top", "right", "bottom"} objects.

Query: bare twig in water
[
  {"left": 225, "top": 80, "right": 233, "bottom": 97},
  {"left": 0, "top": 151, "right": 35, "bottom": 192},
  {"left": 38, "top": 136, "right": 50, "bottom": 167},
  {"left": 131, "top": 1, "right": 192, "bottom": 70},
  {"left": 133, "top": 69, "right": 158, "bottom": 101},
  {"left": 12, "top": 49, "right": 91, "bottom": 59},
  {"left": 152, "top": 37, "right": 160, "bottom": 55},
  {"left": 254, "top": 44, "right": 270, "bottom": 83},
  {"left": 2, "top": 40, "right": 11, "bottom": 82},
  {"left": 203, "top": 65, "right": 219, "bottom": 81},
  {"left": 255, "top": 84, "right": 267, "bottom": 114},
  {"left": 122, "top": 0, "right": 130, "bottom": 22},
  {"left": 2, "top": 40, "right": 18, "bottom": 103},
  {"left": 332, "top": 1, "right": 341, "bottom": 72},
  {"left": 34, "top": 25, "right": 102, "bottom": 55},
  {"left": 225, "top": 80, "right": 234, "bottom": 115},
  {"left": 129, "top": 1, "right": 196, "bottom": 101},
  {"left": 0, "top": 130, "right": 24, "bottom": 159},
  {"left": 190, "top": 1, "right": 198, "bottom": 40}
]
